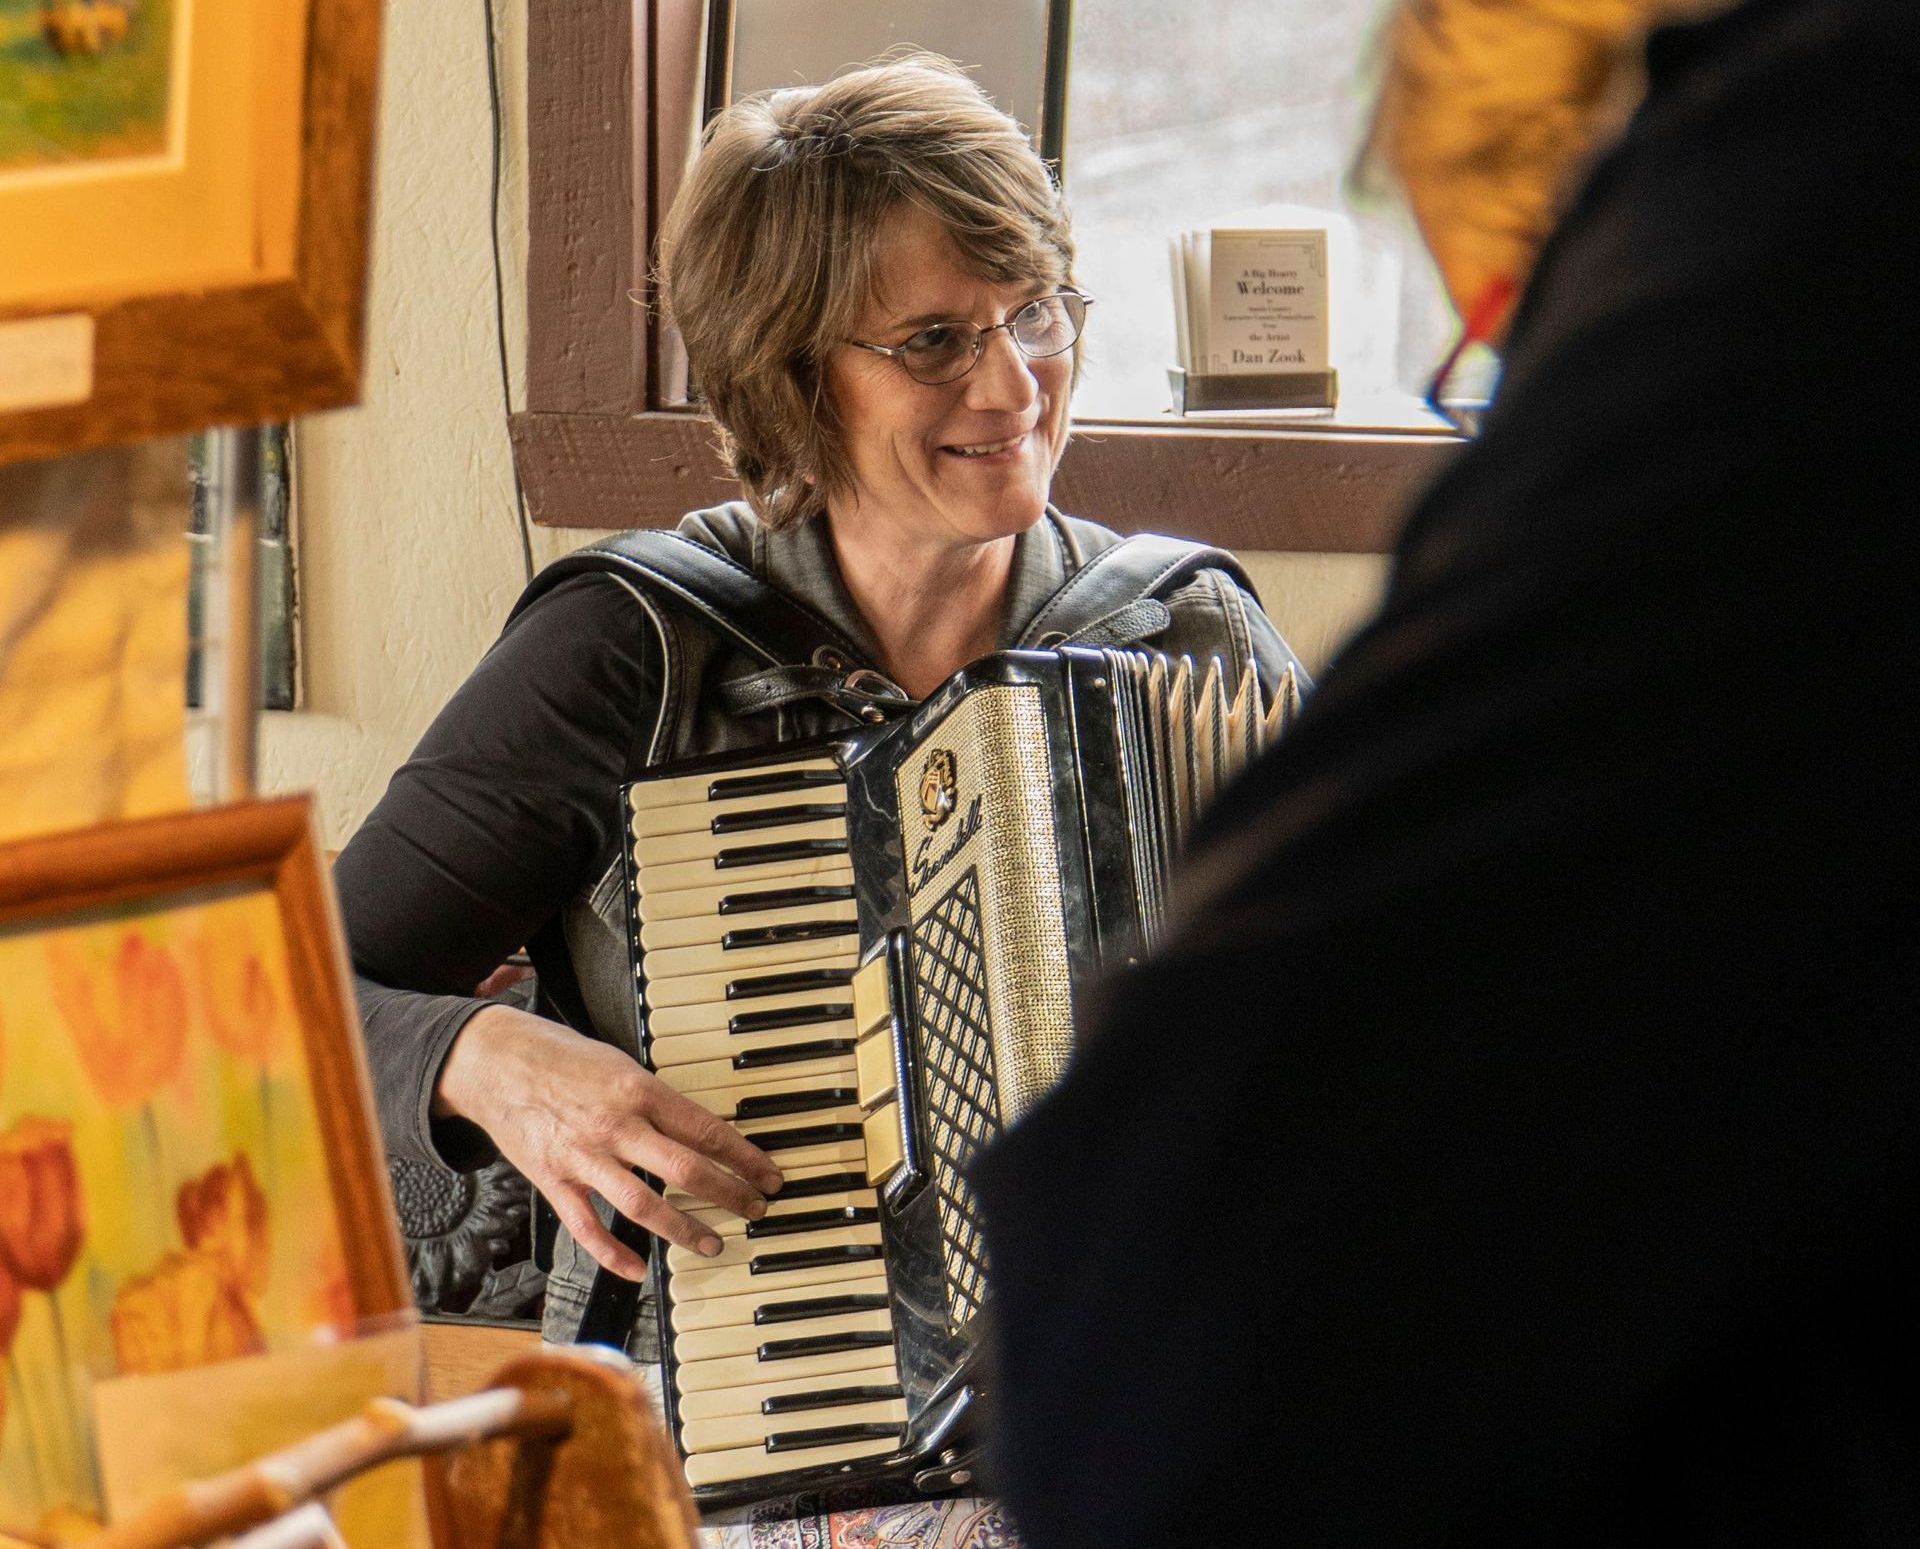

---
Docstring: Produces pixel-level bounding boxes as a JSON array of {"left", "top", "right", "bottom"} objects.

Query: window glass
[{"left": 1064, "top": 0, "right": 1457, "bottom": 427}]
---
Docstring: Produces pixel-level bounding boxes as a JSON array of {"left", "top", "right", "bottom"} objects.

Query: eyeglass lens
[{"left": 902, "top": 294, "right": 1087, "bottom": 384}]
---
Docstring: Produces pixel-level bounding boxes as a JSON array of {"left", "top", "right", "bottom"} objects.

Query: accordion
[{"left": 622, "top": 646, "right": 1298, "bottom": 1507}]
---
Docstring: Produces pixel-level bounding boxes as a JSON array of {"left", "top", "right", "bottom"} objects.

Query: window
[
  {"left": 513, "top": 0, "right": 1457, "bottom": 550},
  {"left": 1065, "top": 0, "right": 1456, "bottom": 427}
]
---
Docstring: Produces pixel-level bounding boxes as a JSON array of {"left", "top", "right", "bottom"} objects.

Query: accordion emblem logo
[{"left": 918, "top": 747, "right": 959, "bottom": 830}]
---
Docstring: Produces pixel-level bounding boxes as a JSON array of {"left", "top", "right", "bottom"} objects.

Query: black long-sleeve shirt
[{"left": 337, "top": 506, "right": 1302, "bottom": 1176}]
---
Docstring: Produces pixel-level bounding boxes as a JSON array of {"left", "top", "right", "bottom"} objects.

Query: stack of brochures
[{"left": 1169, "top": 222, "right": 1339, "bottom": 412}]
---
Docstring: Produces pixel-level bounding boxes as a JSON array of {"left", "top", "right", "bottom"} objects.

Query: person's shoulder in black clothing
[{"left": 972, "top": 2, "right": 1920, "bottom": 1547}]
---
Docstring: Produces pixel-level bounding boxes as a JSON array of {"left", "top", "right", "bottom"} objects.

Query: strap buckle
[{"left": 841, "top": 667, "right": 902, "bottom": 720}]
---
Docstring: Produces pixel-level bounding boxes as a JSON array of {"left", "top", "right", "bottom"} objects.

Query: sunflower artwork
[{"left": 0, "top": 883, "right": 356, "bottom": 1542}]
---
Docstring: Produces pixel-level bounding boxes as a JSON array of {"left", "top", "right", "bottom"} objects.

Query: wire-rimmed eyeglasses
[{"left": 846, "top": 291, "right": 1093, "bottom": 386}]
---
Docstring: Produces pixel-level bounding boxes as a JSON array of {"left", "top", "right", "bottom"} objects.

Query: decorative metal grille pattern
[{"left": 911, "top": 866, "right": 1000, "bottom": 1332}]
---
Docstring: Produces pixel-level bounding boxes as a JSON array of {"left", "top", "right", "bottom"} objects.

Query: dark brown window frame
[{"left": 512, "top": 0, "right": 1457, "bottom": 554}]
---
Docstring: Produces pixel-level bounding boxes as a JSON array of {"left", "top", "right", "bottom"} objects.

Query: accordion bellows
[{"left": 624, "top": 646, "right": 1299, "bottom": 1505}]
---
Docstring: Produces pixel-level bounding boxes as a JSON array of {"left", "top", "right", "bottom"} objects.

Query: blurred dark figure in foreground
[{"left": 975, "top": 0, "right": 1918, "bottom": 1543}]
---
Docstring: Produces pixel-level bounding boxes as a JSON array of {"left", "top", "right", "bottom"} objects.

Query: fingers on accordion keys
[
  {"left": 666, "top": 1155, "right": 875, "bottom": 1223},
  {"left": 733, "top": 1101, "right": 872, "bottom": 1151},
  {"left": 684, "top": 1181, "right": 879, "bottom": 1239},
  {"left": 668, "top": 1220, "right": 883, "bottom": 1274}
]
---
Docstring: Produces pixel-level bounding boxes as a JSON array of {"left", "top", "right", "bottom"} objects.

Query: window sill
[{"left": 509, "top": 407, "right": 1460, "bottom": 553}]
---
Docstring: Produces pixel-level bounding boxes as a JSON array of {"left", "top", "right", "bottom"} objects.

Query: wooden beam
[
  {"left": 525, "top": 0, "right": 643, "bottom": 414},
  {"left": 1053, "top": 421, "right": 1455, "bottom": 554}
]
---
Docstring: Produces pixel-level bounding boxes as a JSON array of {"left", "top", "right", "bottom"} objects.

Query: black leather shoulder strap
[
  {"left": 1015, "top": 533, "right": 1258, "bottom": 647},
  {"left": 510, "top": 529, "right": 870, "bottom": 670}
]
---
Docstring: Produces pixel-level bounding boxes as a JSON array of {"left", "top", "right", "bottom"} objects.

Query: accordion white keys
[{"left": 622, "top": 646, "right": 1299, "bottom": 1506}]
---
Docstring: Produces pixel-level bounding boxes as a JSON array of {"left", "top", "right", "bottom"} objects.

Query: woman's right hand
[{"left": 432, "top": 1002, "right": 784, "bottom": 1281}]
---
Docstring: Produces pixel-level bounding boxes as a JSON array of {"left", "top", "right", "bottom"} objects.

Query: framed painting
[
  {"left": 0, "top": 797, "right": 410, "bottom": 1542},
  {"left": 0, "top": 0, "right": 383, "bottom": 468}
]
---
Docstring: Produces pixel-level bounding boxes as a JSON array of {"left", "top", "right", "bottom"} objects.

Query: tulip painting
[{"left": 0, "top": 885, "right": 355, "bottom": 1537}]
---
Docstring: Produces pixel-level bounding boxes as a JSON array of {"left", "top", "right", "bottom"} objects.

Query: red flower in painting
[
  {"left": 193, "top": 928, "right": 281, "bottom": 1065},
  {"left": 176, "top": 1154, "right": 272, "bottom": 1300},
  {"left": 0, "top": 1116, "right": 86, "bottom": 1291},
  {"left": 0, "top": 1255, "right": 17, "bottom": 1441},
  {"left": 45, "top": 930, "right": 190, "bottom": 1108},
  {"left": 0, "top": 1254, "right": 20, "bottom": 1354}
]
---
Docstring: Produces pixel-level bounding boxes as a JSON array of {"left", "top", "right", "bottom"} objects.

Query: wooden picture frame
[
  {"left": 0, "top": 797, "right": 411, "bottom": 1538},
  {"left": 0, "top": 0, "right": 384, "bottom": 469}
]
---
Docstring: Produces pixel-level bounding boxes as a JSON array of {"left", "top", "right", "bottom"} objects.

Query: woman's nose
[{"left": 962, "top": 327, "right": 1040, "bottom": 413}]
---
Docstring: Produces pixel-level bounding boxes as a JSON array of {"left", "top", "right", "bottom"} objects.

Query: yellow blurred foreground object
[
  {"left": 443, "top": 1347, "right": 702, "bottom": 1549},
  {"left": 87, "top": 1344, "right": 698, "bottom": 1549},
  {"left": 1366, "top": 0, "right": 1728, "bottom": 332},
  {"left": 0, "top": 446, "right": 189, "bottom": 842},
  {"left": 91, "top": 1326, "right": 432, "bottom": 1549}
]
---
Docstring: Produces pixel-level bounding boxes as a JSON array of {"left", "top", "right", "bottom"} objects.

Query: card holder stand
[{"left": 1168, "top": 367, "right": 1338, "bottom": 414}]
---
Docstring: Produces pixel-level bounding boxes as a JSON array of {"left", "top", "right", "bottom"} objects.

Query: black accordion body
[{"left": 622, "top": 646, "right": 1295, "bottom": 1507}]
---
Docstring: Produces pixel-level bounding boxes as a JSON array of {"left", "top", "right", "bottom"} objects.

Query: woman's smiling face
[{"left": 823, "top": 205, "right": 1074, "bottom": 551}]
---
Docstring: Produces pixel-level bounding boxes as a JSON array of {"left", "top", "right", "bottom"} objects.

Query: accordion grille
[
  {"left": 893, "top": 682, "right": 1076, "bottom": 1332},
  {"left": 911, "top": 866, "right": 997, "bottom": 1332}
]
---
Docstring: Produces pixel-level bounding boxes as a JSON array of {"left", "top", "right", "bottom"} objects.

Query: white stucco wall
[
  {"left": 260, "top": 5, "right": 1388, "bottom": 849},
  {"left": 255, "top": 1, "right": 601, "bottom": 845}
]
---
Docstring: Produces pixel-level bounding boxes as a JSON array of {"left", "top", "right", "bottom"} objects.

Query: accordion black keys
[{"left": 623, "top": 646, "right": 1297, "bottom": 1506}]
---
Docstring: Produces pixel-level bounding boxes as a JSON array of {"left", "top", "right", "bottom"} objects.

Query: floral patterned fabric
[{"left": 700, "top": 1496, "right": 1020, "bottom": 1549}]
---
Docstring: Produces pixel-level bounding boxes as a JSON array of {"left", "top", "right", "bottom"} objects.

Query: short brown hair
[{"left": 658, "top": 54, "right": 1075, "bottom": 529}]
